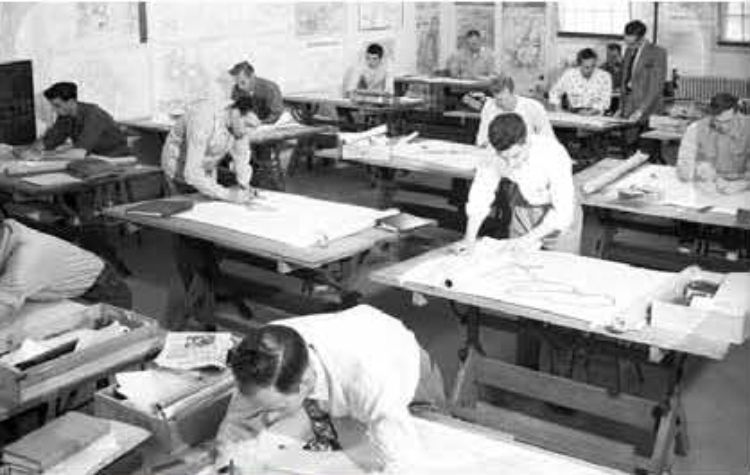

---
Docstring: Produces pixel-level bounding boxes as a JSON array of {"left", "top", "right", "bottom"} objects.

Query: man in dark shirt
[
  {"left": 35, "top": 82, "right": 130, "bottom": 158},
  {"left": 229, "top": 61, "right": 285, "bottom": 190}
]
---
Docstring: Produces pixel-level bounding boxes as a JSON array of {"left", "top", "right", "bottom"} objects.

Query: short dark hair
[
  {"left": 229, "top": 61, "right": 255, "bottom": 76},
  {"left": 709, "top": 93, "right": 739, "bottom": 115},
  {"left": 577, "top": 48, "right": 598, "bottom": 64},
  {"left": 488, "top": 113, "right": 527, "bottom": 152},
  {"left": 607, "top": 43, "right": 622, "bottom": 54},
  {"left": 43, "top": 82, "right": 78, "bottom": 101},
  {"left": 366, "top": 43, "right": 384, "bottom": 58},
  {"left": 466, "top": 29, "right": 481, "bottom": 39},
  {"left": 230, "top": 96, "right": 256, "bottom": 115},
  {"left": 228, "top": 325, "right": 309, "bottom": 394},
  {"left": 488, "top": 74, "right": 515, "bottom": 94},
  {"left": 624, "top": 20, "right": 647, "bottom": 39}
]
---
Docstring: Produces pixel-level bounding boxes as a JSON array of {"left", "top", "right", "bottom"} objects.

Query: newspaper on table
[{"left": 155, "top": 332, "right": 235, "bottom": 370}]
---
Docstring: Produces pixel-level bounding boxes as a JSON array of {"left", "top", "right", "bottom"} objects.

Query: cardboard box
[
  {"left": 0, "top": 304, "right": 163, "bottom": 412},
  {"left": 650, "top": 269, "right": 750, "bottom": 344},
  {"left": 94, "top": 375, "right": 233, "bottom": 455}
]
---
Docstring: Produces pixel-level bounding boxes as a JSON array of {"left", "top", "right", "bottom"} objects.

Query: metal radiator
[{"left": 676, "top": 75, "right": 750, "bottom": 102}]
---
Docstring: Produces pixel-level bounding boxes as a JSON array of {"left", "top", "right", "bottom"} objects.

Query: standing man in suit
[
  {"left": 618, "top": 20, "right": 667, "bottom": 153},
  {"left": 620, "top": 20, "right": 667, "bottom": 121}
]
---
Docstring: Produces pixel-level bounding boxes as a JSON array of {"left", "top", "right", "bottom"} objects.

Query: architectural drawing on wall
[
  {"left": 455, "top": 2, "right": 495, "bottom": 50},
  {"left": 294, "top": 2, "right": 345, "bottom": 38},
  {"left": 656, "top": 2, "right": 712, "bottom": 75},
  {"left": 501, "top": 3, "right": 548, "bottom": 94},
  {"left": 415, "top": 3, "right": 440, "bottom": 75},
  {"left": 358, "top": 2, "right": 403, "bottom": 31}
]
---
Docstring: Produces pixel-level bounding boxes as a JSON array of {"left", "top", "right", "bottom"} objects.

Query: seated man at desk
[
  {"left": 219, "top": 305, "right": 445, "bottom": 473},
  {"left": 476, "top": 75, "right": 554, "bottom": 148},
  {"left": 548, "top": 48, "right": 612, "bottom": 115},
  {"left": 459, "top": 113, "right": 581, "bottom": 254},
  {"left": 343, "top": 43, "right": 394, "bottom": 96},
  {"left": 446, "top": 30, "right": 495, "bottom": 79},
  {"left": 0, "top": 219, "right": 131, "bottom": 328},
  {"left": 23, "top": 82, "right": 130, "bottom": 159},
  {"left": 229, "top": 61, "right": 286, "bottom": 191},
  {"left": 675, "top": 93, "right": 750, "bottom": 259}
]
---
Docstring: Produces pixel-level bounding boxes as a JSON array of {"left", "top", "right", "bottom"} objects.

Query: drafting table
[
  {"left": 105, "top": 193, "right": 403, "bottom": 325},
  {"left": 442, "top": 109, "right": 634, "bottom": 133},
  {"left": 139, "top": 412, "right": 625, "bottom": 475},
  {"left": 0, "top": 162, "right": 164, "bottom": 273},
  {"left": 577, "top": 158, "right": 750, "bottom": 271},
  {"left": 342, "top": 137, "right": 487, "bottom": 214},
  {"left": 284, "top": 91, "right": 424, "bottom": 134},
  {"left": 640, "top": 129, "right": 684, "bottom": 164},
  {"left": 370, "top": 243, "right": 742, "bottom": 474}
]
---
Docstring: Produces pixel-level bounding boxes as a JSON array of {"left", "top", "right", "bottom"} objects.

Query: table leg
[
  {"left": 580, "top": 209, "right": 615, "bottom": 258},
  {"left": 376, "top": 167, "right": 398, "bottom": 209}
]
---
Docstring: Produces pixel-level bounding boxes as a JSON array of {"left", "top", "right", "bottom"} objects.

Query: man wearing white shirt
[
  {"left": 475, "top": 75, "right": 554, "bottom": 148},
  {"left": 219, "top": 305, "right": 445, "bottom": 474},
  {"left": 458, "top": 113, "right": 581, "bottom": 254},
  {"left": 548, "top": 48, "right": 612, "bottom": 115}
]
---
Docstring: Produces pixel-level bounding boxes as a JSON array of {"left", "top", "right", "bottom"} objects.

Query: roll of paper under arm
[{"left": 581, "top": 151, "right": 650, "bottom": 195}]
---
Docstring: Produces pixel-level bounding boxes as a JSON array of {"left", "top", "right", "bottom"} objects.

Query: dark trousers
[
  {"left": 81, "top": 262, "right": 132, "bottom": 309},
  {"left": 251, "top": 144, "right": 285, "bottom": 191}
]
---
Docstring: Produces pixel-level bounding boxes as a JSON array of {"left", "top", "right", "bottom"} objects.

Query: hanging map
[
  {"left": 295, "top": 2, "right": 345, "bottom": 38},
  {"left": 416, "top": 3, "right": 441, "bottom": 74},
  {"left": 501, "top": 3, "right": 548, "bottom": 95}
]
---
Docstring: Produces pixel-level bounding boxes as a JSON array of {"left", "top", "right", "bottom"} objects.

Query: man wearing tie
[{"left": 619, "top": 20, "right": 667, "bottom": 123}]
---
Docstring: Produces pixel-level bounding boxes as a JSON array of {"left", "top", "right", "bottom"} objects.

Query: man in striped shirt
[{"left": 0, "top": 219, "right": 131, "bottom": 324}]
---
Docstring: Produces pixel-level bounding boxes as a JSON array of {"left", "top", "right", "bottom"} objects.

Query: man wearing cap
[{"left": 229, "top": 61, "right": 286, "bottom": 190}]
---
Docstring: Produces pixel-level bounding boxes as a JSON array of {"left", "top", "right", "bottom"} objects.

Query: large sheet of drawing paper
[
  {"left": 217, "top": 416, "right": 621, "bottom": 475},
  {"left": 548, "top": 111, "right": 634, "bottom": 129},
  {"left": 399, "top": 238, "right": 672, "bottom": 328},
  {"left": 609, "top": 164, "right": 750, "bottom": 213},
  {"left": 176, "top": 191, "right": 396, "bottom": 248},
  {"left": 344, "top": 138, "right": 490, "bottom": 175}
]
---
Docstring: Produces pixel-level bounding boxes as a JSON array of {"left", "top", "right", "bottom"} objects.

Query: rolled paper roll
[
  {"left": 337, "top": 124, "right": 388, "bottom": 145},
  {"left": 581, "top": 151, "right": 650, "bottom": 195}
]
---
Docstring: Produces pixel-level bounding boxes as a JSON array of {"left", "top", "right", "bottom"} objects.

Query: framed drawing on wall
[{"left": 359, "top": 2, "right": 403, "bottom": 31}]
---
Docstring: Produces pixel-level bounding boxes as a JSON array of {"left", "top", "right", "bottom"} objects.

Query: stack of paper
[
  {"left": 155, "top": 332, "right": 235, "bottom": 370},
  {"left": 2, "top": 412, "right": 109, "bottom": 473}
]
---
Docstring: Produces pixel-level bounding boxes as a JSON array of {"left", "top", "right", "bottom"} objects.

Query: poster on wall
[
  {"left": 455, "top": 2, "right": 495, "bottom": 49},
  {"left": 656, "top": 2, "right": 713, "bottom": 75},
  {"left": 415, "top": 2, "right": 440, "bottom": 75},
  {"left": 501, "top": 3, "right": 547, "bottom": 95},
  {"left": 295, "top": 2, "right": 345, "bottom": 38},
  {"left": 358, "top": 2, "right": 403, "bottom": 31}
]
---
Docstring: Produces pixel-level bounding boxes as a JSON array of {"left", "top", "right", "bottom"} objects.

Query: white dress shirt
[
  {"left": 548, "top": 67, "right": 613, "bottom": 113},
  {"left": 476, "top": 96, "right": 554, "bottom": 147},
  {"left": 466, "top": 134, "right": 576, "bottom": 234},
  {"left": 278, "top": 305, "right": 422, "bottom": 473}
]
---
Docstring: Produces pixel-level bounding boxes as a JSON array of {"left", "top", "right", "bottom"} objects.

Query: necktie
[
  {"left": 623, "top": 47, "right": 637, "bottom": 91},
  {"left": 302, "top": 398, "right": 341, "bottom": 452}
]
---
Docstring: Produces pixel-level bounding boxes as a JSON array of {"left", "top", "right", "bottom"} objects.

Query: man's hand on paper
[
  {"left": 716, "top": 177, "right": 749, "bottom": 195},
  {"left": 504, "top": 235, "right": 542, "bottom": 253},
  {"left": 695, "top": 162, "right": 717, "bottom": 182}
]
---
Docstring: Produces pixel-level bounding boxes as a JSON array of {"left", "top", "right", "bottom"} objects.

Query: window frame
[
  {"left": 556, "top": 2, "right": 631, "bottom": 39},
  {"left": 717, "top": 2, "right": 750, "bottom": 47}
]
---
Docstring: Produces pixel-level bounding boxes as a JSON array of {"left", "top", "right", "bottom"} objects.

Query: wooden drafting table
[
  {"left": 370, "top": 244, "right": 741, "bottom": 474},
  {"left": 342, "top": 137, "right": 485, "bottom": 217},
  {"left": 284, "top": 91, "right": 423, "bottom": 137},
  {"left": 0, "top": 162, "right": 164, "bottom": 273},
  {"left": 105, "top": 193, "right": 402, "bottom": 323},
  {"left": 577, "top": 158, "right": 750, "bottom": 271},
  {"left": 0, "top": 302, "right": 163, "bottom": 425},
  {"left": 442, "top": 109, "right": 634, "bottom": 133},
  {"left": 139, "top": 412, "right": 625, "bottom": 475},
  {"left": 640, "top": 129, "right": 684, "bottom": 164}
]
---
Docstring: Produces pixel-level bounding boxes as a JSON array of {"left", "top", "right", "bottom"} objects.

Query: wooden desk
[
  {"left": 577, "top": 159, "right": 750, "bottom": 271},
  {"left": 105, "top": 194, "right": 400, "bottom": 322},
  {"left": 342, "top": 138, "right": 485, "bottom": 222},
  {"left": 0, "top": 163, "right": 164, "bottom": 273},
  {"left": 370, "top": 245, "right": 736, "bottom": 474},
  {"left": 640, "top": 129, "right": 684, "bottom": 164},
  {"left": 443, "top": 110, "right": 634, "bottom": 133}
]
